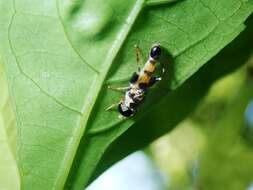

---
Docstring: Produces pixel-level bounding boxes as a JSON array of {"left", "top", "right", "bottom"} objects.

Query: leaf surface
[
  {"left": 87, "top": 15, "right": 253, "bottom": 188},
  {"left": 146, "top": 0, "right": 181, "bottom": 6},
  {"left": 0, "top": 62, "right": 20, "bottom": 189},
  {"left": 0, "top": 0, "right": 252, "bottom": 189},
  {"left": 66, "top": 0, "right": 253, "bottom": 189}
]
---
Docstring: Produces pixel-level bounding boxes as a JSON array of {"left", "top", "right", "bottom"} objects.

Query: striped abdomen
[{"left": 137, "top": 58, "right": 157, "bottom": 84}]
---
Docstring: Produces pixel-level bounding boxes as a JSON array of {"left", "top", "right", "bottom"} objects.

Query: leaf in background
[
  {"left": 0, "top": 0, "right": 252, "bottom": 190},
  {"left": 0, "top": 61, "right": 20, "bottom": 189},
  {"left": 191, "top": 63, "right": 253, "bottom": 190},
  {"left": 147, "top": 59, "right": 253, "bottom": 189}
]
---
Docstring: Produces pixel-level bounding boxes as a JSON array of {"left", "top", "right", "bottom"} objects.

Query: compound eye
[
  {"left": 129, "top": 102, "right": 137, "bottom": 109},
  {"left": 118, "top": 103, "right": 134, "bottom": 117},
  {"left": 150, "top": 44, "right": 161, "bottom": 59}
]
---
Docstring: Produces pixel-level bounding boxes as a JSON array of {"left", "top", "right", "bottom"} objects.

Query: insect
[{"left": 106, "top": 44, "right": 164, "bottom": 117}]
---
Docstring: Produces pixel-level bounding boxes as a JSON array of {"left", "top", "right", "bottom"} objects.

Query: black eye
[
  {"left": 150, "top": 44, "right": 161, "bottom": 59},
  {"left": 130, "top": 102, "right": 137, "bottom": 109},
  {"left": 118, "top": 103, "right": 135, "bottom": 117}
]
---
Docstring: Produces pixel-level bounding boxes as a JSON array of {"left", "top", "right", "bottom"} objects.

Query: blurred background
[{"left": 87, "top": 55, "right": 253, "bottom": 190}]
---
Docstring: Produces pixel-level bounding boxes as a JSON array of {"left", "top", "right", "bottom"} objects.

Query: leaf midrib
[
  {"left": 7, "top": 0, "right": 83, "bottom": 115},
  {"left": 6, "top": 0, "right": 145, "bottom": 188},
  {"left": 53, "top": 0, "right": 146, "bottom": 189}
]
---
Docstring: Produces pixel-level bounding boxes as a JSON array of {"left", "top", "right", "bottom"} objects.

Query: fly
[{"left": 106, "top": 44, "right": 164, "bottom": 117}]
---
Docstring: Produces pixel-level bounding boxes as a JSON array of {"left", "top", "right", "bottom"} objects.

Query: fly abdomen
[{"left": 135, "top": 44, "right": 161, "bottom": 88}]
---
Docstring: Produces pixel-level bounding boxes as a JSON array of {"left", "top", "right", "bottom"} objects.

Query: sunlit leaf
[
  {"left": 0, "top": 61, "right": 20, "bottom": 189},
  {"left": 0, "top": 0, "right": 252, "bottom": 189}
]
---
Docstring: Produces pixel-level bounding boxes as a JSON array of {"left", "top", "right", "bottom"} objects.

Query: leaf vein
[
  {"left": 7, "top": 5, "right": 82, "bottom": 115},
  {"left": 55, "top": 0, "right": 100, "bottom": 74},
  {"left": 106, "top": 2, "right": 245, "bottom": 85}
]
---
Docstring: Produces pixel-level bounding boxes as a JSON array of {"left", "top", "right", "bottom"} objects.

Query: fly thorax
[
  {"left": 135, "top": 89, "right": 145, "bottom": 100},
  {"left": 127, "top": 88, "right": 144, "bottom": 104},
  {"left": 124, "top": 91, "right": 135, "bottom": 108}
]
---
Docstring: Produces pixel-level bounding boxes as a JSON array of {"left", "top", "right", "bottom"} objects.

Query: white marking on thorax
[
  {"left": 124, "top": 84, "right": 145, "bottom": 108},
  {"left": 124, "top": 92, "right": 134, "bottom": 108}
]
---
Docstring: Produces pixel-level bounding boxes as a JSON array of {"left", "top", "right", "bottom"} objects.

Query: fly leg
[
  {"left": 106, "top": 102, "right": 120, "bottom": 111},
  {"left": 148, "top": 61, "right": 166, "bottom": 86},
  {"left": 107, "top": 86, "right": 129, "bottom": 92},
  {"left": 148, "top": 76, "right": 162, "bottom": 87},
  {"left": 106, "top": 86, "right": 126, "bottom": 111},
  {"left": 134, "top": 44, "right": 144, "bottom": 72},
  {"left": 161, "top": 61, "right": 166, "bottom": 74}
]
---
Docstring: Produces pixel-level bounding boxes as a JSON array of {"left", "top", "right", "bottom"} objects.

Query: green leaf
[
  {"left": 67, "top": 1, "right": 253, "bottom": 189},
  {"left": 68, "top": 13, "right": 253, "bottom": 189},
  {"left": 0, "top": 0, "right": 145, "bottom": 189},
  {"left": 0, "top": 0, "right": 252, "bottom": 189},
  {"left": 0, "top": 61, "right": 20, "bottom": 189},
  {"left": 146, "top": 0, "right": 181, "bottom": 6}
]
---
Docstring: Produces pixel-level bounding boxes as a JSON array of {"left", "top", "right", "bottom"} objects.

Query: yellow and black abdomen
[{"left": 137, "top": 58, "right": 157, "bottom": 85}]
